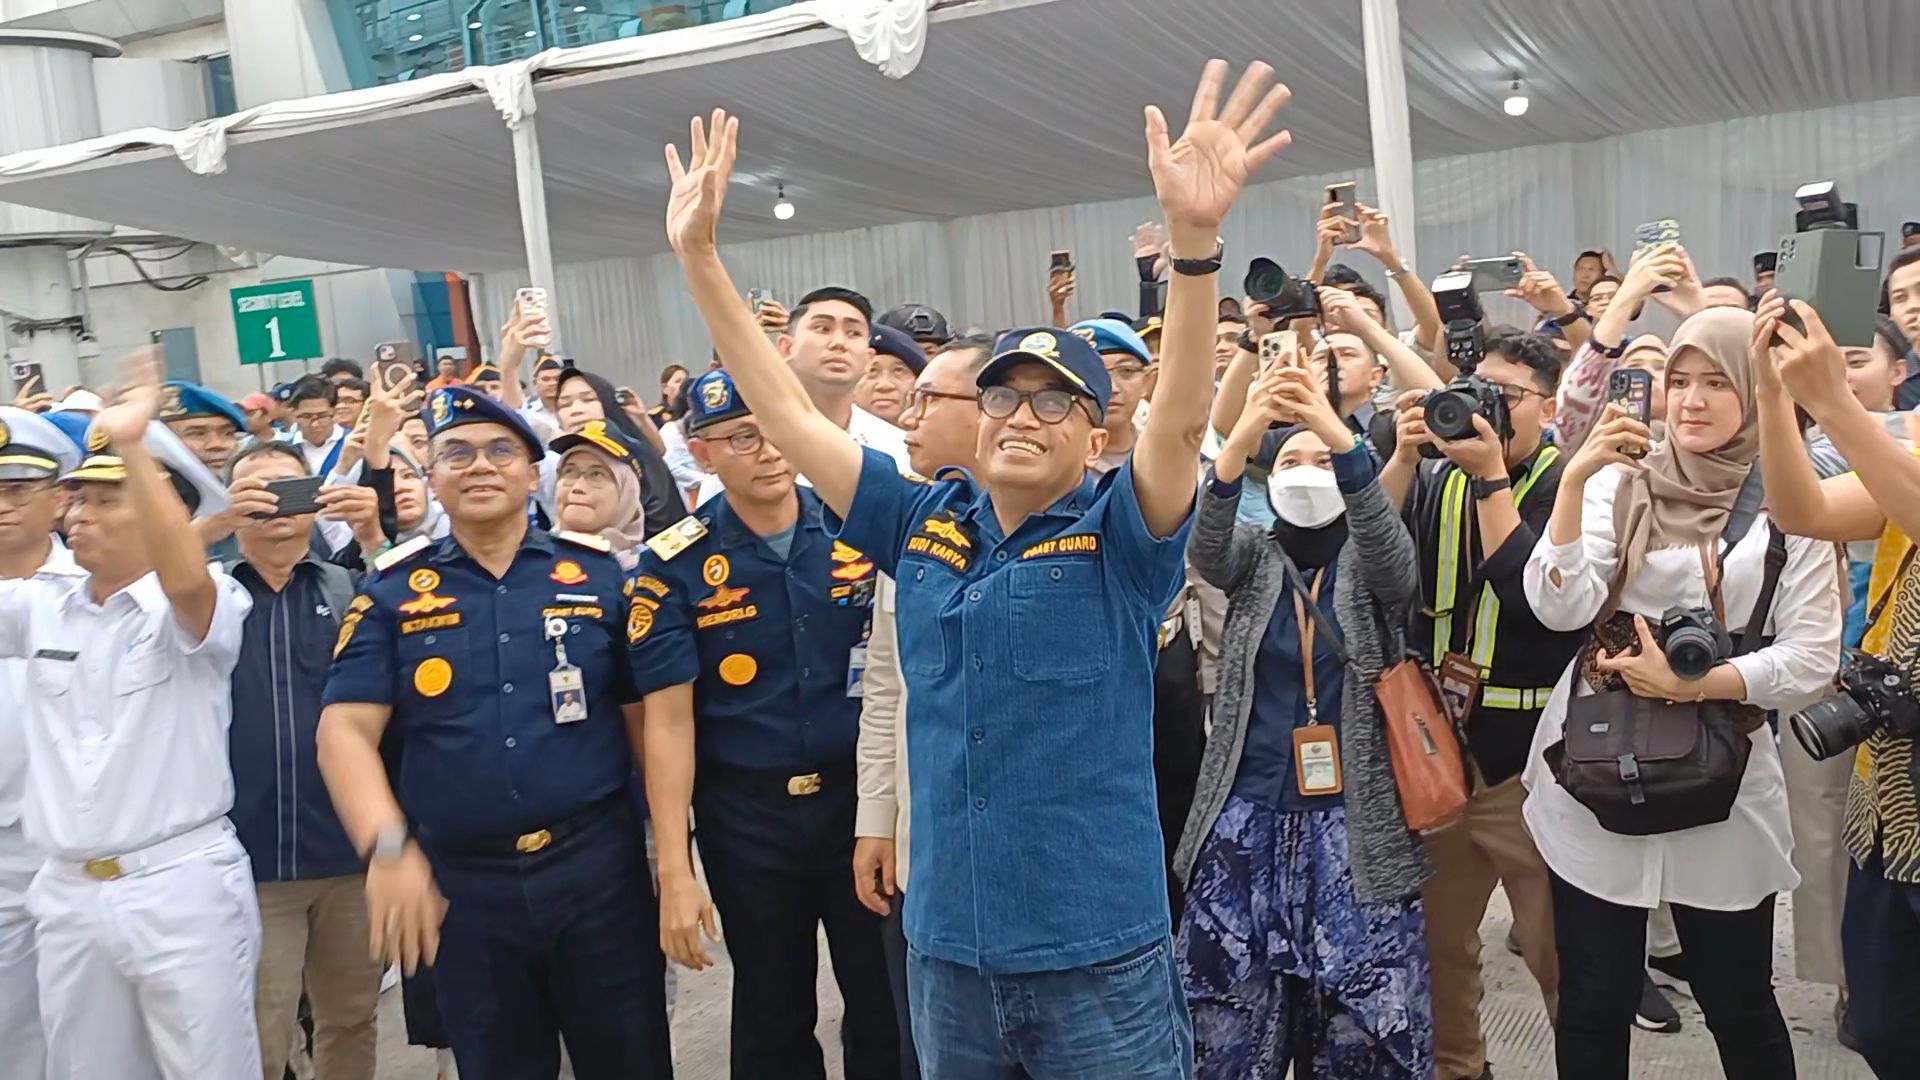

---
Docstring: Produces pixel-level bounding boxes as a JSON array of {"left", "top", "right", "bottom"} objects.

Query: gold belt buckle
[
  {"left": 786, "top": 773, "right": 822, "bottom": 797},
  {"left": 83, "top": 857, "right": 123, "bottom": 880},
  {"left": 515, "top": 829, "right": 553, "bottom": 854}
]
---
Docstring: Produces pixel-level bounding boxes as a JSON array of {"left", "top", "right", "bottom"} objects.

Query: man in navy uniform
[
  {"left": 659, "top": 59, "right": 1289, "bottom": 1074},
  {"left": 631, "top": 367, "right": 898, "bottom": 1079},
  {"left": 158, "top": 380, "right": 246, "bottom": 474},
  {"left": 316, "top": 384, "right": 672, "bottom": 1080}
]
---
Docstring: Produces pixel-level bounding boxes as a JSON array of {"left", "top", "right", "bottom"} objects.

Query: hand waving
[
  {"left": 664, "top": 109, "right": 738, "bottom": 256},
  {"left": 1145, "top": 60, "right": 1291, "bottom": 232},
  {"left": 94, "top": 348, "right": 163, "bottom": 447}
]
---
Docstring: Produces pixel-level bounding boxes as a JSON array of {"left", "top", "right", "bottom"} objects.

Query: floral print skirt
[{"left": 1176, "top": 796, "right": 1433, "bottom": 1079}]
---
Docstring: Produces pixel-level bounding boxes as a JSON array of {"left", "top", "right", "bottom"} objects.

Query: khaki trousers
[
  {"left": 253, "top": 874, "right": 381, "bottom": 1080},
  {"left": 1421, "top": 776, "right": 1560, "bottom": 1080},
  {"left": 1779, "top": 727, "right": 1853, "bottom": 985}
]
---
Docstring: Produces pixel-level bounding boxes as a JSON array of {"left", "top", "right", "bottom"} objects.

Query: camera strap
[{"left": 1865, "top": 544, "right": 1919, "bottom": 635}]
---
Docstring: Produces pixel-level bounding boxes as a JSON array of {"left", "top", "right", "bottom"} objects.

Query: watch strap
[
  {"left": 1169, "top": 238, "right": 1225, "bottom": 277},
  {"left": 1237, "top": 331, "right": 1259, "bottom": 354},
  {"left": 1471, "top": 475, "right": 1513, "bottom": 499}
]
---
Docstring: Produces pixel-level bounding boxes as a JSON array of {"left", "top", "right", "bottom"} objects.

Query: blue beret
[
  {"left": 41, "top": 410, "right": 92, "bottom": 456},
  {"left": 869, "top": 324, "right": 928, "bottom": 374},
  {"left": 1069, "top": 319, "right": 1152, "bottom": 367},
  {"left": 424, "top": 385, "right": 545, "bottom": 460},
  {"left": 685, "top": 369, "right": 751, "bottom": 433},
  {"left": 978, "top": 327, "right": 1112, "bottom": 415},
  {"left": 158, "top": 380, "right": 245, "bottom": 431}
]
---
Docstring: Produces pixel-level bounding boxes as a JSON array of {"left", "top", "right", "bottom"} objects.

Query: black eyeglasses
[
  {"left": 905, "top": 387, "right": 978, "bottom": 423},
  {"left": 699, "top": 427, "right": 765, "bottom": 456},
  {"left": 1491, "top": 382, "right": 1545, "bottom": 407},
  {"left": 977, "top": 386, "right": 1094, "bottom": 425},
  {"left": 432, "top": 438, "right": 527, "bottom": 471}
]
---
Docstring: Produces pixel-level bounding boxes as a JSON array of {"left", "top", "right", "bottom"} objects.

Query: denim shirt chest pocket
[
  {"left": 1007, "top": 555, "right": 1109, "bottom": 680},
  {"left": 898, "top": 555, "right": 965, "bottom": 677}
]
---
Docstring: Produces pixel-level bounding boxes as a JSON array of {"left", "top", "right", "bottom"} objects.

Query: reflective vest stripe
[{"left": 1432, "top": 446, "right": 1562, "bottom": 683}]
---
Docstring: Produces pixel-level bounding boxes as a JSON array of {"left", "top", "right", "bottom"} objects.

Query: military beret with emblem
[
  {"left": 424, "top": 385, "right": 545, "bottom": 461},
  {"left": 684, "top": 369, "right": 752, "bottom": 434}
]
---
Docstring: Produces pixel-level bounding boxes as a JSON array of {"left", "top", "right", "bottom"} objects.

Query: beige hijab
[{"left": 1604, "top": 307, "right": 1757, "bottom": 616}]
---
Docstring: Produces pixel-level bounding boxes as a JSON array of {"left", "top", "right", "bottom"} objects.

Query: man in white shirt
[
  {"left": 695, "top": 287, "right": 910, "bottom": 504},
  {"left": 0, "top": 406, "right": 84, "bottom": 1080},
  {"left": 1, "top": 357, "right": 263, "bottom": 1079},
  {"left": 283, "top": 377, "right": 343, "bottom": 474}
]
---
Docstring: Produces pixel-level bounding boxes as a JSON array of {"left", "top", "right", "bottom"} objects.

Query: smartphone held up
[
  {"left": 1326, "top": 182, "right": 1360, "bottom": 244},
  {"left": 515, "top": 287, "right": 553, "bottom": 349},
  {"left": 1606, "top": 368, "right": 1653, "bottom": 459}
]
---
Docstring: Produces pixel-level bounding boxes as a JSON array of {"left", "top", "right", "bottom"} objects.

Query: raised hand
[
  {"left": 1350, "top": 203, "right": 1397, "bottom": 263},
  {"left": 94, "top": 347, "right": 163, "bottom": 447},
  {"left": 11, "top": 374, "right": 51, "bottom": 414},
  {"left": 664, "top": 109, "right": 738, "bottom": 257},
  {"left": 1506, "top": 253, "right": 1573, "bottom": 316},
  {"left": 1767, "top": 295, "right": 1852, "bottom": 415},
  {"left": 1145, "top": 60, "right": 1291, "bottom": 234}
]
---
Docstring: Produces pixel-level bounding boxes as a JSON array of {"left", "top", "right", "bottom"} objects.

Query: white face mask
[{"left": 1266, "top": 464, "right": 1345, "bottom": 529}]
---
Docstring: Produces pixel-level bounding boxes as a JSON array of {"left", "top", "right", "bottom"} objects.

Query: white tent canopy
[{"left": 1, "top": 0, "right": 1914, "bottom": 276}]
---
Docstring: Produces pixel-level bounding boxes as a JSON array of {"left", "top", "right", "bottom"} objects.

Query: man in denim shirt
[{"left": 659, "top": 59, "right": 1293, "bottom": 1075}]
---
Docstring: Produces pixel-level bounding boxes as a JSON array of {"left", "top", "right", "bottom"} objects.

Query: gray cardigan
[{"left": 1173, "top": 465, "right": 1433, "bottom": 904}]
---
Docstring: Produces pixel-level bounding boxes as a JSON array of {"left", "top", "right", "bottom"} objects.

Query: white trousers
[
  {"left": 25, "top": 823, "right": 263, "bottom": 1080},
  {"left": 0, "top": 822, "right": 43, "bottom": 1080}
]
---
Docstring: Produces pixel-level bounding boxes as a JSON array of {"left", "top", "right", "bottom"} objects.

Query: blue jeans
[
  {"left": 426, "top": 801, "right": 673, "bottom": 1080},
  {"left": 908, "top": 939, "right": 1194, "bottom": 1078}
]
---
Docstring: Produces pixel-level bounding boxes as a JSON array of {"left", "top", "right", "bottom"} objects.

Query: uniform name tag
[
  {"left": 1020, "top": 534, "right": 1100, "bottom": 559},
  {"left": 550, "top": 667, "right": 586, "bottom": 724}
]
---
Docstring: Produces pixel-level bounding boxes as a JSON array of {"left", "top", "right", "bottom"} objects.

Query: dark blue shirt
[
  {"left": 831, "top": 448, "right": 1192, "bottom": 974},
  {"left": 228, "top": 555, "right": 362, "bottom": 882},
  {"left": 322, "top": 529, "right": 638, "bottom": 845},
  {"left": 1234, "top": 560, "right": 1346, "bottom": 812},
  {"left": 628, "top": 488, "right": 875, "bottom": 772}
]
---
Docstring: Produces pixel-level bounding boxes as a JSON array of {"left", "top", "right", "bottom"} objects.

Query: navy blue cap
[
  {"left": 1069, "top": 318, "right": 1151, "bottom": 367},
  {"left": 876, "top": 303, "right": 950, "bottom": 345},
  {"left": 158, "top": 380, "right": 245, "bottom": 431},
  {"left": 1754, "top": 251, "right": 1778, "bottom": 272},
  {"left": 270, "top": 381, "right": 295, "bottom": 403},
  {"left": 869, "top": 324, "right": 928, "bottom": 374},
  {"left": 684, "top": 369, "right": 751, "bottom": 433},
  {"left": 1132, "top": 314, "right": 1164, "bottom": 339},
  {"left": 533, "top": 353, "right": 565, "bottom": 373},
  {"left": 977, "top": 327, "right": 1112, "bottom": 415},
  {"left": 424, "top": 384, "right": 545, "bottom": 460},
  {"left": 549, "top": 418, "right": 641, "bottom": 471},
  {"left": 1904, "top": 222, "right": 1920, "bottom": 238}
]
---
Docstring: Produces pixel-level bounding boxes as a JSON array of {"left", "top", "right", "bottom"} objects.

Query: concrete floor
[{"left": 370, "top": 888, "right": 1873, "bottom": 1078}]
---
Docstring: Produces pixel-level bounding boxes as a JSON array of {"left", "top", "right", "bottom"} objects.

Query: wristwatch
[
  {"left": 1471, "top": 475, "right": 1513, "bottom": 500},
  {"left": 364, "top": 822, "right": 409, "bottom": 863},
  {"left": 1597, "top": 336, "right": 1630, "bottom": 359},
  {"left": 1169, "top": 238, "right": 1225, "bottom": 277},
  {"left": 1554, "top": 304, "right": 1590, "bottom": 325}
]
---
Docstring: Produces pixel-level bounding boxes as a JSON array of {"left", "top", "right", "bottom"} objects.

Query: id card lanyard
[
  {"left": 546, "top": 616, "right": 587, "bottom": 724},
  {"left": 1291, "top": 569, "right": 1343, "bottom": 796}
]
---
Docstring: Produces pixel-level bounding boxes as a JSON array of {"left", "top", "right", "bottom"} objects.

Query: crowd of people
[{"left": 5, "top": 54, "right": 1920, "bottom": 1080}]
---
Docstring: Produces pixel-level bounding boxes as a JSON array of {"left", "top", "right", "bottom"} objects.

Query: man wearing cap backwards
[
  {"left": 857, "top": 323, "right": 928, "bottom": 427},
  {"left": 664, "top": 57, "right": 1292, "bottom": 1074},
  {"left": 0, "top": 405, "right": 83, "bottom": 1080},
  {"left": 693, "top": 285, "right": 911, "bottom": 505},
  {"left": 0, "top": 353, "right": 265, "bottom": 1078},
  {"left": 631, "top": 368, "right": 898, "bottom": 1079},
  {"left": 317, "top": 384, "right": 672, "bottom": 1078}
]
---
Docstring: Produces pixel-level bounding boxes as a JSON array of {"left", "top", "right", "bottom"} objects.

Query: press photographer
[
  {"left": 1749, "top": 289, "right": 1920, "bottom": 1079},
  {"left": 1522, "top": 306, "right": 1841, "bottom": 1080}
]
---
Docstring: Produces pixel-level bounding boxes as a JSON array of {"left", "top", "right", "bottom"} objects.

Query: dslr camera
[
  {"left": 1789, "top": 649, "right": 1920, "bottom": 761},
  {"left": 1418, "top": 374, "right": 1511, "bottom": 459},
  {"left": 1244, "top": 258, "right": 1320, "bottom": 323},
  {"left": 1773, "top": 180, "right": 1884, "bottom": 347},
  {"left": 1659, "top": 606, "right": 1733, "bottom": 680}
]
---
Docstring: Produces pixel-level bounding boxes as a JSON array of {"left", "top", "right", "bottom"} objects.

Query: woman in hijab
[
  {"left": 1522, "top": 306, "right": 1842, "bottom": 1080},
  {"left": 549, "top": 421, "right": 648, "bottom": 569},
  {"left": 1176, "top": 362, "right": 1432, "bottom": 1078},
  {"left": 549, "top": 365, "right": 682, "bottom": 530}
]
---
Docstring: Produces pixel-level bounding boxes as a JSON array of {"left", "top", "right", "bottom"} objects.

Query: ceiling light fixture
[
  {"left": 523, "top": 29, "right": 536, "bottom": 37},
  {"left": 469, "top": 20, "right": 483, "bottom": 29},
  {"left": 773, "top": 184, "right": 795, "bottom": 221},
  {"left": 1503, "top": 78, "right": 1529, "bottom": 117},
  {"left": 408, "top": 33, "right": 423, "bottom": 41},
  {"left": 406, "top": 11, "right": 422, "bottom": 20},
  {"left": 572, "top": 3, "right": 588, "bottom": 10}
]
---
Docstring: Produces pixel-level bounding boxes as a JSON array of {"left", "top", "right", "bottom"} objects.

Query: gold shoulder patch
[
  {"left": 554, "top": 529, "right": 612, "bottom": 553},
  {"left": 634, "top": 574, "right": 671, "bottom": 598},
  {"left": 373, "top": 536, "right": 433, "bottom": 574},
  {"left": 643, "top": 516, "right": 708, "bottom": 561}
]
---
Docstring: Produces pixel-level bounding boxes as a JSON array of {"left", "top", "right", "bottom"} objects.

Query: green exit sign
[{"left": 231, "top": 280, "right": 322, "bottom": 365}]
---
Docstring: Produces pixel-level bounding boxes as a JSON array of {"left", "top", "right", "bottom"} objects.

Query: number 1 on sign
[{"left": 265, "top": 316, "right": 287, "bottom": 359}]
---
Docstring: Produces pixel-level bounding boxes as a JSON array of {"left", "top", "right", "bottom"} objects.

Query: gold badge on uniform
[
  {"left": 413, "top": 657, "right": 453, "bottom": 697},
  {"left": 695, "top": 585, "right": 750, "bottom": 610},
  {"left": 408, "top": 568, "right": 440, "bottom": 593},
  {"left": 702, "top": 554, "right": 729, "bottom": 586},
  {"left": 159, "top": 384, "right": 185, "bottom": 418},
  {"left": 0, "top": 418, "right": 10, "bottom": 447},
  {"left": 830, "top": 560, "right": 873, "bottom": 582},
  {"left": 550, "top": 559, "right": 588, "bottom": 585},
  {"left": 333, "top": 613, "right": 362, "bottom": 658},
  {"left": 627, "top": 602, "right": 654, "bottom": 643},
  {"left": 701, "top": 377, "right": 730, "bottom": 410},
  {"left": 397, "top": 591, "right": 457, "bottom": 615},
  {"left": 634, "top": 575, "right": 671, "bottom": 597},
  {"left": 430, "top": 391, "right": 451, "bottom": 426},
  {"left": 718, "top": 653, "right": 758, "bottom": 686},
  {"left": 85, "top": 425, "right": 109, "bottom": 452},
  {"left": 830, "top": 540, "right": 862, "bottom": 563}
]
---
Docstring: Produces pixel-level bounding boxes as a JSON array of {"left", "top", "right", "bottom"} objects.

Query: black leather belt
[
  {"left": 424, "top": 794, "right": 625, "bottom": 859},
  {"left": 700, "top": 759, "right": 854, "bottom": 799}
]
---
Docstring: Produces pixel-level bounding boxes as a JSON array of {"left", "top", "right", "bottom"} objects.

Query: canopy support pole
[
  {"left": 509, "top": 115, "right": 561, "bottom": 354},
  {"left": 1361, "top": 0, "right": 1419, "bottom": 327}
]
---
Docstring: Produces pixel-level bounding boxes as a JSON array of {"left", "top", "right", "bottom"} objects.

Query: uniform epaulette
[
  {"left": 372, "top": 535, "right": 433, "bottom": 574},
  {"left": 643, "top": 515, "right": 709, "bottom": 561},
  {"left": 553, "top": 529, "right": 612, "bottom": 553}
]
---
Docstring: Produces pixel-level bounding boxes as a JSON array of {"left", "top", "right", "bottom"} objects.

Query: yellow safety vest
[{"left": 1431, "top": 445, "right": 1561, "bottom": 711}]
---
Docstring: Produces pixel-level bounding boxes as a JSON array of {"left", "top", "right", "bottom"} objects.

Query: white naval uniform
[
  {"left": 0, "top": 536, "right": 81, "bottom": 1080},
  {"left": 2, "top": 567, "right": 262, "bottom": 1080}
]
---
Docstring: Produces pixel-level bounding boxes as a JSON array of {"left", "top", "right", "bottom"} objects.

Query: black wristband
[
  {"left": 1169, "top": 238, "right": 1225, "bottom": 277},
  {"left": 1471, "top": 475, "right": 1513, "bottom": 499},
  {"left": 1135, "top": 255, "right": 1160, "bottom": 283},
  {"left": 1555, "top": 305, "right": 1590, "bottom": 325},
  {"left": 1237, "top": 331, "right": 1259, "bottom": 354}
]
